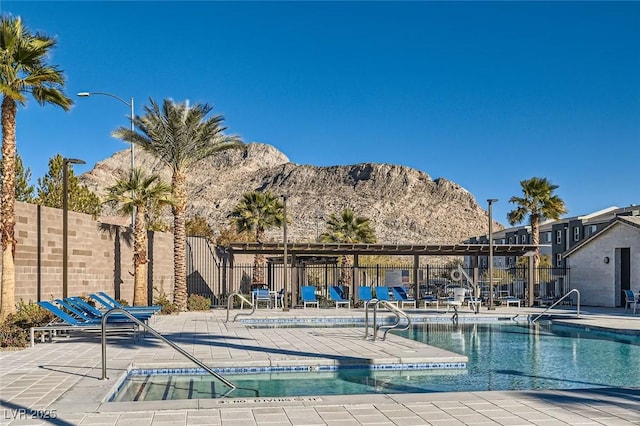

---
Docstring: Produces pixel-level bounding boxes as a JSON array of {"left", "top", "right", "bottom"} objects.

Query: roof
[
  {"left": 227, "top": 242, "right": 539, "bottom": 256},
  {"left": 564, "top": 216, "right": 640, "bottom": 258}
]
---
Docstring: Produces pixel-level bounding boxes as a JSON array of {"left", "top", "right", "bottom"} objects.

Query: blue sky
[{"left": 2, "top": 1, "right": 639, "bottom": 226}]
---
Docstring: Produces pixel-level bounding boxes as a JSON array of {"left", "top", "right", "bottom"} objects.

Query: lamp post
[
  {"left": 77, "top": 91, "right": 135, "bottom": 225},
  {"left": 63, "top": 158, "right": 86, "bottom": 298},
  {"left": 282, "top": 196, "right": 289, "bottom": 311},
  {"left": 487, "top": 198, "right": 498, "bottom": 310}
]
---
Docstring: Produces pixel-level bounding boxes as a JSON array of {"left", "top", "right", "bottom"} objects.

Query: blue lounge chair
[
  {"left": 329, "top": 285, "right": 350, "bottom": 309},
  {"left": 391, "top": 286, "right": 416, "bottom": 309},
  {"left": 32, "top": 301, "right": 139, "bottom": 346},
  {"left": 374, "top": 286, "right": 397, "bottom": 305},
  {"left": 358, "top": 286, "right": 374, "bottom": 305},
  {"left": 301, "top": 286, "right": 319, "bottom": 308},
  {"left": 96, "top": 292, "right": 161, "bottom": 312},
  {"left": 66, "top": 297, "right": 154, "bottom": 322}
]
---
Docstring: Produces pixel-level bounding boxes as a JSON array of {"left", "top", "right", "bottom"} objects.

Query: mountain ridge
[{"left": 80, "top": 142, "right": 496, "bottom": 244}]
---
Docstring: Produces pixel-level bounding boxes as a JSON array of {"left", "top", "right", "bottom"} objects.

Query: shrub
[
  {"left": 153, "top": 288, "right": 178, "bottom": 315},
  {"left": 0, "top": 300, "right": 54, "bottom": 349},
  {"left": 187, "top": 294, "right": 211, "bottom": 311}
]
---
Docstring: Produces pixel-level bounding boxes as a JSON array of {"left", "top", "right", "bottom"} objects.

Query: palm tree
[
  {"left": 113, "top": 98, "right": 243, "bottom": 311},
  {"left": 320, "top": 208, "right": 377, "bottom": 287},
  {"left": 104, "top": 168, "right": 174, "bottom": 306},
  {"left": 229, "top": 191, "right": 285, "bottom": 286},
  {"left": 0, "top": 16, "right": 72, "bottom": 319},
  {"left": 507, "top": 177, "right": 566, "bottom": 306}
]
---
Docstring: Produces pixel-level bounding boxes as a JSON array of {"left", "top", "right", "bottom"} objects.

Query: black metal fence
[{"left": 185, "top": 237, "right": 570, "bottom": 305}]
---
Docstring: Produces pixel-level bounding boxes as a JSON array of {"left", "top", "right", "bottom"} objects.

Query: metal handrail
[
  {"left": 226, "top": 292, "right": 256, "bottom": 322},
  {"left": 100, "top": 308, "right": 237, "bottom": 396},
  {"left": 364, "top": 299, "right": 411, "bottom": 341},
  {"left": 531, "top": 289, "right": 581, "bottom": 323},
  {"left": 377, "top": 301, "right": 411, "bottom": 341},
  {"left": 363, "top": 298, "right": 379, "bottom": 339}
]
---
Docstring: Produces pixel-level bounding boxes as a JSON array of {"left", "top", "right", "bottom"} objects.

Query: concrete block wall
[{"left": 10, "top": 201, "right": 174, "bottom": 305}]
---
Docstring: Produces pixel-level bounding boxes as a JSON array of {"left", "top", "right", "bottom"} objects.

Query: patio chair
[
  {"left": 444, "top": 287, "right": 466, "bottom": 313},
  {"left": 374, "top": 286, "right": 397, "bottom": 306},
  {"left": 301, "top": 286, "right": 319, "bottom": 309},
  {"left": 329, "top": 285, "right": 351, "bottom": 309},
  {"left": 623, "top": 290, "right": 638, "bottom": 314},
  {"left": 252, "top": 288, "right": 272, "bottom": 308},
  {"left": 391, "top": 286, "right": 416, "bottom": 309}
]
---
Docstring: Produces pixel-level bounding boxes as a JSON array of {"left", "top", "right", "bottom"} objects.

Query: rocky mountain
[{"left": 80, "top": 143, "right": 497, "bottom": 244}]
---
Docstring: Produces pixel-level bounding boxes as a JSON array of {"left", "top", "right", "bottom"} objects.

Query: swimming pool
[{"left": 111, "top": 321, "right": 640, "bottom": 401}]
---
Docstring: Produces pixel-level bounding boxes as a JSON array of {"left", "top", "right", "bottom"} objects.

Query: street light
[
  {"left": 77, "top": 91, "right": 135, "bottom": 225},
  {"left": 282, "top": 195, "right": 289, "bottom": 311},
  {"left": 63, "top": 158, "right": 86, "bottom": 298},
  {"left": 487, "top": 198, "right": 498, "bottom": 310}
]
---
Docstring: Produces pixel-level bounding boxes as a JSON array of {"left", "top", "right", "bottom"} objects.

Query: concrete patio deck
[{"left": 1, "top": 305, "right": 639, "bottom": 425}]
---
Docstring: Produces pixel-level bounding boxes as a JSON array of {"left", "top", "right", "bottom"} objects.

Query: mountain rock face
[{"left": 80, "top": 143, "right": 493, "bottom": 244}]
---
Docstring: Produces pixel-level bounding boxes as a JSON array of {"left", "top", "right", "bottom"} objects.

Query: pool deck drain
[{"left": 1, "top": 306, "right": 639, "bottom": 425}]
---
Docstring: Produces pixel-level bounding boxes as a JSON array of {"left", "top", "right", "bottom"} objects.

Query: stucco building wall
[{"left": 567, "top": 222, "right": 640, "bottom": 307}]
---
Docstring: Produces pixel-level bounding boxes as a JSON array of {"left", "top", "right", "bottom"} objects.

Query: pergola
[{"left": 227, "top": 242, "right": 539, "bottom": 306}]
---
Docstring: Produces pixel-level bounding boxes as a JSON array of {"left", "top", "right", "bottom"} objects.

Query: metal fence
[{"left": 185, "top": 237, "right": 570, "bottom": 305}]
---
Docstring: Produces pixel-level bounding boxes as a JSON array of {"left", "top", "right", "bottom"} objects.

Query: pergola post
[
  {"left": 413, "top": 254, "right": 419, "bottom": 299},
  {"left": 353, "top": 254, "right": 360, "bottom": 303},
  {"left": 473, "top": 255, "right": 480, "bottom": 300},
  {"left": 291, "top": 254, "right": 298, "bottom": 307}
]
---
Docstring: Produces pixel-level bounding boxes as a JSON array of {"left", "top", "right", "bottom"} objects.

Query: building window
[
  {"left": 573, "top": 227, "right": 580, "bottom": 241},
  {"left": 589, "top": 225, "right": 597, "bottom": 235},
  {"left": 545, "top": 232, "right": 552, "bottom": 243},
  {"left": 556, "top": 230, "right": 562, "bottom": 244},
  {"left": 521, "top": 234, "right": 527, "bottom": 244},
  {"left": 556, "top": 253, "right": 563, "bottom": 267}
]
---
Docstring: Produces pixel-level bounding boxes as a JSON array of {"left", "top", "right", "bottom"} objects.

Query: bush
[
  {"left": 153, "top": 288, "right": 178, "bottom": 315},
  {"left": 187, "top": 294, "right": 211, "bottom": 311},
  {"left": 0, "top": 300, "right": 54, "bottom": 349}
]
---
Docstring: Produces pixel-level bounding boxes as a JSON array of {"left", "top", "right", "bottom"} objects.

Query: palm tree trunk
[
  {"left": 253, "top": 254, "right": 267, "bottom": 286},
  {"left": 340, "top": 255, "right": 353, "bottom": 288},
  {"left": 132, "top": 207, "right": 148, "bottom": 306},
  {"left": 172, "top": 170, "right": 188, "bottom": 311},
  {"left": 253, "top": 228, "right": 266, "bottom": 286},
  {"left": 1, "top": 97, "right": 18, "bottom": 319},
  {"left": 530, "top": 216, "right": 540, "bottom": 307}
]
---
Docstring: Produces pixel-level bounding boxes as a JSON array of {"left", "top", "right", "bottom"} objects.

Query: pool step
[{"left": 112, "top": 375, "right": 225, "bottom": 402}]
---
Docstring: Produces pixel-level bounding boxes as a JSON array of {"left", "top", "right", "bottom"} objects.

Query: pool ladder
[
  {"left": 100, "top": 308, "right": 257, "bottom": 397},
  {"left": 225, "top": 292, "right": 257, "bottom": 322},
  {"left": 363, "top": 298, "right": 412, "bottom": 341},
  {"left": 530, "top": 289, "right": 581, "bottom": 323}
]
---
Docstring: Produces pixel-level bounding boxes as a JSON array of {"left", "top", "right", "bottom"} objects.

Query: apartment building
[{"left": 465, "top": 205, "right": 639, "bottom": 270}]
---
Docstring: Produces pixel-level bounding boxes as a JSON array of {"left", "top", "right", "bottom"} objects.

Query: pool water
[
  {"left": 111, "top": 322, "right": 640, "bottom": 401},
  {"left": 398, "top": 322, "right": 640, "bottom": 392}
]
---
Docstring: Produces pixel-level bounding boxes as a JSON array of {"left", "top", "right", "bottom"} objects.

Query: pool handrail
[
  {"left": 531, "top": 289, "right": 581, "bottom": 323},
  {"left": 226, "top": 292, "right": 256, "bottom": 322},
  {"left": 364, "top": 298, "right": 411, "bottom": 341},
  {"left": 377, "top": 300, "right": 412, "bottom": 341},
  {"left": 100, "top": 308, "right": 241, "bottom": 397},
  {"left": 363, "top": 297, "right": 379, "bottom": 339}
]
